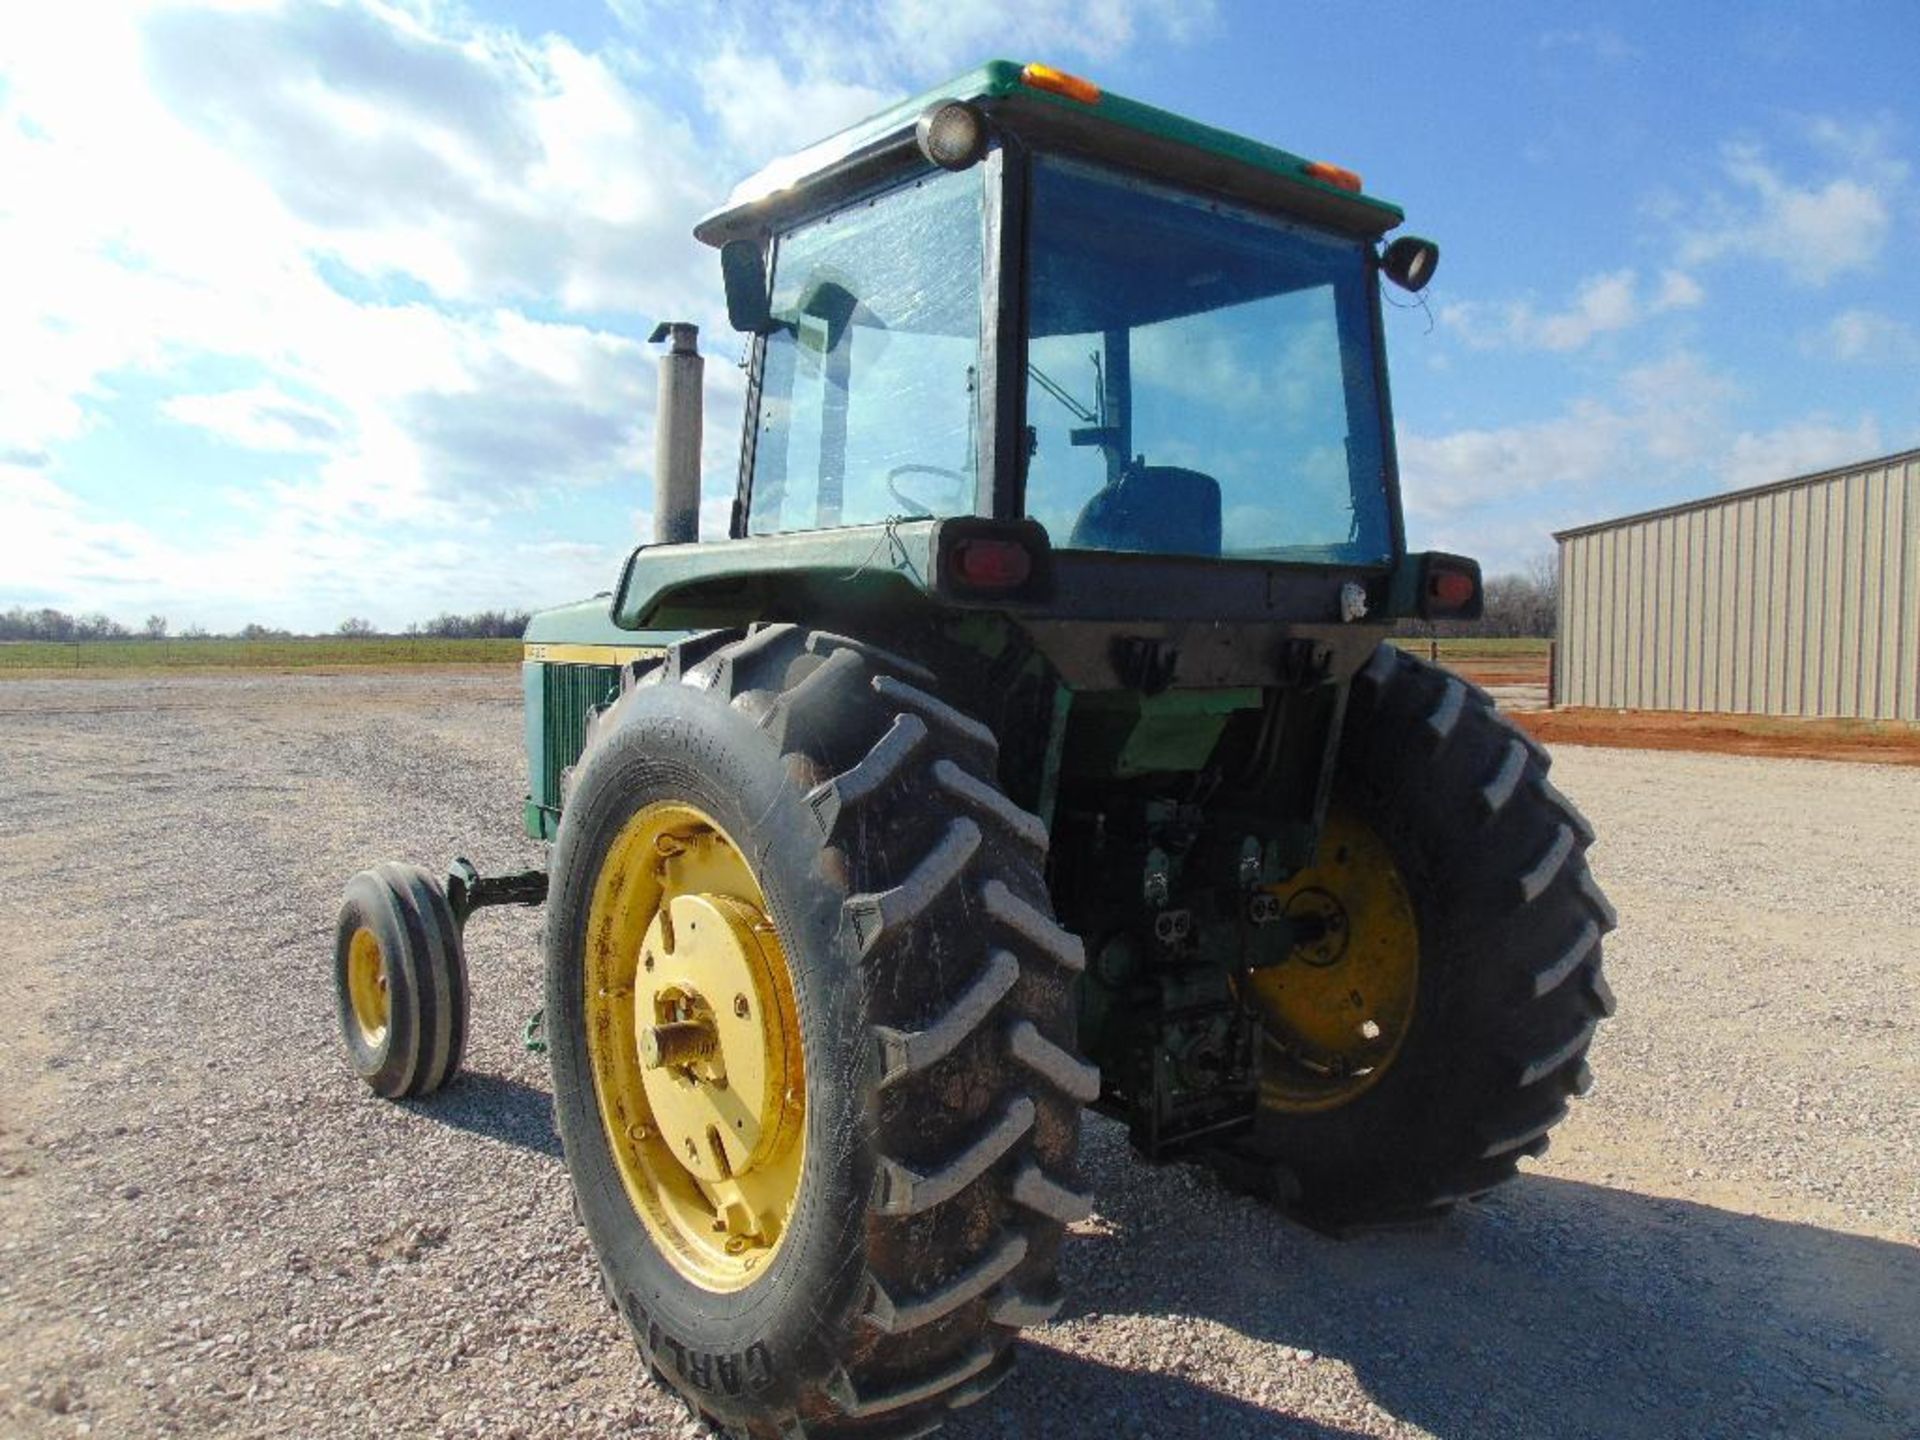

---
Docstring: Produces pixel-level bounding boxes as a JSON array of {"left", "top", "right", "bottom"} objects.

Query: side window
[{"left": 748, "top": 168, "right": 985, "bottom": 535}]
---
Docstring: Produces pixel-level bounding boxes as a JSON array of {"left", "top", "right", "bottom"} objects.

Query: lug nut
[{"left": 733, "top": 994, "right": 750, "bottom": 1019}]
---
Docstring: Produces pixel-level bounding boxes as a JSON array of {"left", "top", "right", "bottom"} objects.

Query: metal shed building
[{"left": 1553, "top": 447, "right": 1920, "bottom": 719}]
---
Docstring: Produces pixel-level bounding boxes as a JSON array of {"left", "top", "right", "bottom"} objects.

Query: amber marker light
[
  {"left": 1303, "top": 159, "right": 1364, "bottom": 193},
  {"left": 1022, "top": 63, "right": 1102, "bottom": 105}
]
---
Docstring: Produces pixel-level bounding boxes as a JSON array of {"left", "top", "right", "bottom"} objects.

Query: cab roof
[{"left": 694, "top": 59, "right": 1406, "bottom": 247}]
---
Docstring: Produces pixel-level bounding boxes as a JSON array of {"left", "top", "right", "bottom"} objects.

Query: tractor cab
[
  {"left": 611, "top": 60, "right": 1472, "bottom": 657},
  {"left": 696, "top": 61, "right": 1440, "bottom": 573}
]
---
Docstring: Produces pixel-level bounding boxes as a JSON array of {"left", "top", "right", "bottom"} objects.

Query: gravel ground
[{"left": 1, "top": 671, "right": 1915, "bottom": 1440}]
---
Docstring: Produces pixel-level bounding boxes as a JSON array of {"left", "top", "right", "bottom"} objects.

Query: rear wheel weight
[
  {"left": 332, "top": 863, "right": 468, "bottom": 1100},
  {"left": 545, "top": 624, "right": 1087, "bottom": 1439},
  {"left": 1208, "top": 644, "right": 1615, "bottom": 1227}
]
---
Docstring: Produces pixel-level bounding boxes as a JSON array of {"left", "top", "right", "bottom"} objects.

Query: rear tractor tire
[
  {"left": 333, "top": 863, "right": 470, "bottom": 1099},
  {"left": 545, "top": 623, "right": 1091, "bottom": 1439},
  {"left": 1211, "top": 644, "right": 1616, "bottom": 1228}
]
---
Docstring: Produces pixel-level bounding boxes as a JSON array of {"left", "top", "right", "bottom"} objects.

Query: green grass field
[{"left": 0, "top": 637, "right": 522, "bottom": 673}]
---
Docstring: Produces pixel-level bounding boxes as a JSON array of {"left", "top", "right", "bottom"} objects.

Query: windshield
[
  {"left": 1023, "top": 157, "right": 1394, "bottom": 565},
  {"left": 747, "top": 167, "right": 983, "bottom": 536}
]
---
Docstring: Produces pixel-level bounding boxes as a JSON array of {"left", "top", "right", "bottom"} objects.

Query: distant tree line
[
  {"left": 9, "top": 561, "right": 1554, "bottom": 648},
  {"left": 0, "top": 607, "right": 143, "bottom": 641},
  {"left": 404, "top": 609, "right": 532, "bottom": 639},
  {"left": 1, "top": 606, "right": 531, "bottom": 642}
]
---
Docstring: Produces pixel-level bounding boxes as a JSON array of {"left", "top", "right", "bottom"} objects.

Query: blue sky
[{"left": 2, "top": 1, "right": 1914, "bottom": 632}]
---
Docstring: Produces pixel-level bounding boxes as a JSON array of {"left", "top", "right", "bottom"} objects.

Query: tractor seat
[{"left": 1067, "top": 465, "right": 1223, "bottom": 557}]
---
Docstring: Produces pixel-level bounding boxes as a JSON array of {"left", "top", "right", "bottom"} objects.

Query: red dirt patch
[{"left": 1512, "top": 707, "right": 1920, "bottom": 766}]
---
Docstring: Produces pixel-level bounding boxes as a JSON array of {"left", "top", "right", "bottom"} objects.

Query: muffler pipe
[{"left": 649, "top": 321, "right": 703, "bottom": 545}]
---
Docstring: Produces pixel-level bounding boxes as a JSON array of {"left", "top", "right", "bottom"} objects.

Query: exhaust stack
[{"left": 648, "top": 321, "right": 703, "bottom": 545}]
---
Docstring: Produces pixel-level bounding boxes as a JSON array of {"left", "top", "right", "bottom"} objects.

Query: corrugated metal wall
[{"left": 1555, "top": 450, "right": 1920, "bottom": 719}]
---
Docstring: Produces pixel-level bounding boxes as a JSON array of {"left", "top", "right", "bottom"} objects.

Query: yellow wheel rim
[
  {"left": 1245, "top": 808, "right": 1419, "bottom": 1112},
  {"left": 346, "top": 927, "right": 389, "bottom": 1046},
  {"left": 584, "top": 801, "right": 806, "bottom": 1292}
]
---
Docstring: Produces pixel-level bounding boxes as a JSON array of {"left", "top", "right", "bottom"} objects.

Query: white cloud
[
  {"left": 0, "top": 3, "right": 697, "bottom": 450},
  {"left": 0, "top": 1, "right": 735, "bottom": 626},
  {"left": 135, "top": 3, "right": 718, "bottom": 315},
  {"left": 621, "top": 0, "right": 1216, "bottom": 92},
  {"left": 621, "top": 0, "right": 1216, "bottom": 174},
  {"left": 695, "top": 48, "right": 896, "bottom": 164},
  {"left": 1443, "top": 267, "right": 1703, "bottom": 352},
  {"left": 1400, "top": 351, "right": 1889, "bottom": 573},
  {"left": 1722, "top": 416, "right": 1884, "bottom": 490},
  {"left": 1, "top": 452, "right": 630, "bottom": 634},
  {"left": 163, "top": 385, "right": 346, "bottom": 453},
  {"left": 1679, "top": 121, "right": 1908, "bottom": 286},
  {"left": 1537, "top": 26, "right": 1637, "bottom": 63},
  {"left": 1810, "top": 308, "right": 1920, "bottom": 364},
  {"left": 1651, "top": 269, "right": 1704, "bottom": 311},
  {"left": 868, "top": 0, "right": 1217, "bottom": 69},
  {"left": 1399, "top": 353, "right": 1738, "bottom": 524}
]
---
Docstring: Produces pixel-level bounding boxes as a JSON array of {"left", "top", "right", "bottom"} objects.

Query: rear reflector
[{"left": 951, "top": 538, "right": 1034, "bottom": 590}]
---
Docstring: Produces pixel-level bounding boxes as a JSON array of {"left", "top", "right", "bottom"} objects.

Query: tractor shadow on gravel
[
  {"left": 403, "top": 1071, "right": 562, "bottom": 1160},
  {"left": 946, "top": 1118, "right": 1919, "bottom": 1440}
]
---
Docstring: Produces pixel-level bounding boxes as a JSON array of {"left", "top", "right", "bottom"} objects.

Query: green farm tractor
[{"left": 332, "top": 61, "right": 1614, "bottom": 1439}]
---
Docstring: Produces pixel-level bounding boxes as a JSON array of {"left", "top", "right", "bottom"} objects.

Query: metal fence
[{"left": 1554, "top": 448, "right": 1920, "bottom": 720}]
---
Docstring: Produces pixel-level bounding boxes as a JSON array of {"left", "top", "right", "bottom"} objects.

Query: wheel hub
[
  {"left": 634, "top": 893, "right": 800, "bottom": 1210},
  {"left": 1244, "top": 808, "right": 1419, "bottom": 1111},
  {"left": 585, "top": 803, "right": 806, "bottom": 1291},
  {"left": 1282, "top": 887, "right": 1350, "bottom": 967},
  {"left": 345, "top": 927, "right": 389, "bottom": 1044}
]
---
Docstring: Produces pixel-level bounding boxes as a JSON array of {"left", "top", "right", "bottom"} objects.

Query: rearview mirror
[
  {"left": 795, "top": 279, "right": 862, "bottom": 355},
  {"left": 720, "top": 240, "right": 774, "bottom": 333}
]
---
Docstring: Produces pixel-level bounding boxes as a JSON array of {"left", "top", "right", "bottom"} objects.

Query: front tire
[
  {"left": 545, "top": 624, "right": 1091, "bottom": 1438},
  {"left": 333, "top": 863, "right": 468, "bottom": 1099},
  {"left": 1212, "top": 644, "right": 1616, "bottom": 1226}
]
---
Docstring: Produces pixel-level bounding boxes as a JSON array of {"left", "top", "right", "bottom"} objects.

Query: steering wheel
[{"left": 884, "top": 464, "right": 970, "bottom": 519}]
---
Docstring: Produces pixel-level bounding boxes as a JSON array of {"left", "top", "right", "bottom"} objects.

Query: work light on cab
[
  {"left": 1382, "top": 235, "right": 1441, "bottom": 292},
  {"left": 915, "top": 100, "right": 989, "bottom": 170}
]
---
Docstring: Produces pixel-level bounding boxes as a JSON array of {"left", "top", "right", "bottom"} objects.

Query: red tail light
[
  {"left": 952, "top": 538, "right": 1033, "bottom": 590},
  {"left": 1428, "top": 567, "right": 1477, "bottom": 610},
  {"left": 935, "top": 519, "right": 1051, "bottom": 600}
]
